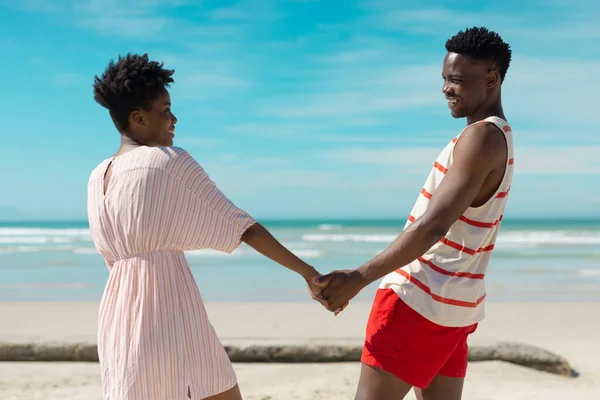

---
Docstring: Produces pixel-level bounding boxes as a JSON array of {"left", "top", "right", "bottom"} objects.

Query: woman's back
[
  {"left": 87, "top": 146, "right": 254, "bottom": 266},
  {"left": 86, "top": 145, "right": 255, "bottom": 399}
]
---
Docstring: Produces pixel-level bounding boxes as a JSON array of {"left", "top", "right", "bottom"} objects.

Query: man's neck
[{"left": 466, "top": 98, "right": 505, "bottom": 125}]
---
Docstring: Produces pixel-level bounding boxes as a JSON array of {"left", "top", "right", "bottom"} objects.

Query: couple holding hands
[{"left": 88, "top": 26, "right": 513, "bottom": 400}]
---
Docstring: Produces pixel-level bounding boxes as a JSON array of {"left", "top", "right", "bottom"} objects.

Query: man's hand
[
  {"left": 317, "top": 269, "right": 368, "bottom": 313},
  {"left": 305, "top": 273, "right": 331, "bottom": 309}
]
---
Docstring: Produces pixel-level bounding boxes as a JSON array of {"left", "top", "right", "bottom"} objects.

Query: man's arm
[{"left": 320, "top": 123, "right": 507, "bottom": 311}]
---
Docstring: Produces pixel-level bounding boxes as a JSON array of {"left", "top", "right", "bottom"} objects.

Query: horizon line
[{"left": 1, "top": 216, "right": 599, "bottom": 224}]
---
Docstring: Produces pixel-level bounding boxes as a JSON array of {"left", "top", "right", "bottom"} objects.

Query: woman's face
[{"left": 128, "top": 88, "right": 177, "bottom": 146}]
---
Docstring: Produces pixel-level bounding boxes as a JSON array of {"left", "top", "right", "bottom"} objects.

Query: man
[{"left": 317, "top": 27, "right": 514, "bottom": 400}]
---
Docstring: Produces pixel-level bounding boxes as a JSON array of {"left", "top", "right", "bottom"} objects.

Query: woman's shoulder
[
  {"left": 87, "top": 146, "right": 200, "bottom": 182},
  {"left": 147, "top": 146, "right": 206, "bottom": 176},
  {"left": 88, "top": 159, "right": 112, "bottom": 183},
  {"left": 126, "top": 146, "right": 196, "bottom": 170}
]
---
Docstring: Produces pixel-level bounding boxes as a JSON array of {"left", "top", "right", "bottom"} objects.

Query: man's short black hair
[
  {"left": 445, "top": 27, "right": 512, "bottom": 83},
  {"left": 93, "top": 53, "right": 175, "bottom": 132}
]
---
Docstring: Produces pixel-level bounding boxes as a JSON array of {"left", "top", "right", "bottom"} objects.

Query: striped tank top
[{"left": 380, "top": 116, "right": 514, "bottom": 327}]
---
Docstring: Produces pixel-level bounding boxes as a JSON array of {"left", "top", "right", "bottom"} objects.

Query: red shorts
[{"left": 361, "top": 289, "right": 478, "bottom": 389}]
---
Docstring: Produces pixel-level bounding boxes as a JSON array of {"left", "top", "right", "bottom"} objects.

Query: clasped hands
[{"left": 306, "top": 269, "right": 368, "bottom": 315}]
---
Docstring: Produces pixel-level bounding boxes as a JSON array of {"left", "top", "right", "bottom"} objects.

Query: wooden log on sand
[{"left": 0, "top": 341, "right": 577, "bottom": 377}]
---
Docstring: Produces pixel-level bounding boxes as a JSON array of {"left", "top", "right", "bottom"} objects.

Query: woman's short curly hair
[
  {"left": 445, "top": 27, "right": 512, "bottom": 83},
  {"left": 93, "top": 53, "right": 175, "bottom": 132}
]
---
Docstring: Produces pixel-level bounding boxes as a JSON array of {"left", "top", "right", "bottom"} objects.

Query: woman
[{"left": 88, "top": 53, "right": 331, "bottom": 400}]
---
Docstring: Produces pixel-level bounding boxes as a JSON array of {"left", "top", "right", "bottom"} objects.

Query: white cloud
[
  {"left": 227, "top": 122, "right": 323, "bottom": 138},
  {"left": 514, "top": 146, "right": 600, "bottom": 175},
  {"left": 210, "top": 0, "right": 284, "bottom": 22},
  {"left": 52, "top": 72, "right": 84, "bottom": 87},
  {"left": 0, "top": 0, "right": 195, "bottom": 38},
  {"left": 257, "top": 62, "right": 444, "bottom": 118},
  {"left": 261, "top": 91, "right": 441, "bottom": 118},
  {"left": 277, "top": 3, "right": 598, "bottom": 127},
  {"left": 0, "top": 0, "right": 63, "bottom": 12},
  {"left": 359, "top": 2, "right": 600, "bottom": 41},
  {"left": 364, "top": 7, "right": 526, "bottom": 35},
  {"left": 503, "top": 58, "right": 599, "bottom": 123},
  {"left": 257, "top": 26, "right": 598, "bottom": 127},
  {"left": 323, "top": 145, "right": 600, "bottom": 176},
  {"left": 174, "top": 137, "right": 219, "bottom": 148},
  {"left": 325, "top": 147, "right": 439, "bottom": 171},
  {"left": 79, "top": 15, "right": 173, "bottom": 37},
  {"left": 185, "top": 71, "right": 252, "bottom": 90}
]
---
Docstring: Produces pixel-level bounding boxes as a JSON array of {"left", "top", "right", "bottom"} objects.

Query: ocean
[{"left": 0, "top": 219, "right": 599, "bottom": 303}]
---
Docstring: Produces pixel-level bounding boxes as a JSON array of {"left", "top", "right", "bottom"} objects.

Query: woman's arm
[{"left": 241, "top": 222, "right": 328, "bottom": 307}]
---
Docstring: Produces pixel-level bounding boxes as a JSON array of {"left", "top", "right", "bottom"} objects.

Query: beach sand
[{"left": 1, "top": 301, "right": 599, "bottom": 399}]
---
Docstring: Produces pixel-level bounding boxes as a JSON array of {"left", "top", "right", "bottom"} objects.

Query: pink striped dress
[{"left": 87, "top": 146, "right": 256, "bottom": 399}]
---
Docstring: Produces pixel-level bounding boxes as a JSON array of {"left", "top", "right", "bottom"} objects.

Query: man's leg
[
  {"left": 413, "top": 322, "right": 476, "bottom": 400},
  {"left": 355, "top": 363, "right": 413, "bottom": 400},
  {"left": 414, "top": 375, "right": 464, "bottom": 400}
]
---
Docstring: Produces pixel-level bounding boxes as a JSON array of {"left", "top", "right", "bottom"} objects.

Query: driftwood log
[{"left": 0, "top": 341, "right": 577, "bottom": 377}]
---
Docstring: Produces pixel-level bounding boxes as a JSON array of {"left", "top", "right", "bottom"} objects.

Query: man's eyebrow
[{"left": 442, "top": 73, "right": 465, "bottom": 78}]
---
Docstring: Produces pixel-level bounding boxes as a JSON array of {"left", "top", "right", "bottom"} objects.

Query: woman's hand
[
  {"left": 305, "top": 273, "right": 329, "bottom": 309},
  {"left": 306, "top": 272, "right": 349, "bottom": 314}
]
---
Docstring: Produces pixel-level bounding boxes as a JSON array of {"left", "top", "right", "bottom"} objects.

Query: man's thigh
[
  {"left": 414, "top": 375, "right": 465, "bottom": 400},
  {"left": 355, "top": 363, "right": 413, "bottom": 400}
]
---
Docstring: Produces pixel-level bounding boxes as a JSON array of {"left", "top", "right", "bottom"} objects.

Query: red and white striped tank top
[{"left": 380, "top": 116, "right": 514, "bottom": 327}]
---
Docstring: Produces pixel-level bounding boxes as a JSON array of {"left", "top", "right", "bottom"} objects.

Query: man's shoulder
[
  {"left": 460, "top": 121, "right": 508, "bottom": 153},
  {"left": 452, "top": 121, "right": 508, "bottom": 171}
]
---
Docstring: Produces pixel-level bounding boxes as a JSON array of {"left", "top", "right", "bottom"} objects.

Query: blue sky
[{"left": 1, "top": 0, "right": 598, "bottom": 221}]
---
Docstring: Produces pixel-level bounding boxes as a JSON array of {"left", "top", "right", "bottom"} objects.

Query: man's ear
[{"left": 487, "top": 69, "right": 500, "bottom": 89}]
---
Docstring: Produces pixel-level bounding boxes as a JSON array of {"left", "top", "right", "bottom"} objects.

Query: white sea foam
[
  {"left": 0, "top": 282, "right": 91, "bottom": 289},
  {"left": 579, "top": 269, "right": 600, "bottom": 277},
  {"left": 1, "top": 225, "right": 598, "bottom": 256},
  {"left": 0, "top": 228, "right": 91, "bottom": 236},
  {"left": 0, "top": 245, "right": 97, "bottom": 254},
  {"left": 290, "top": 249, "right": 323, "bottom": 258},
  {"left": 0, "top": 227, "right": 92, "bottom": 249},
  {"left": 304, "top": 230, "right": 600, "bottom": 247},
  {"left": 318, "top": 224, "right": 343, "bottom": 231},
  {"left": 302, "top": 234, "right": 397, "bottom": 243},
  {"left": 0, "top": 236, "right": 76, "bottom": 244},
  {"left": 496, "top": 231, "right": 600, "bottom": 247},
  {"left": 185, "top": 248, "right": 323, "bottom": 258},
  {"left": 72, "top": 248, "right": 99, "bottom": 254}
]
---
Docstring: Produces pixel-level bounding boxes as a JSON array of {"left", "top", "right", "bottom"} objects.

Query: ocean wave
[
  {"left": 0, "top": 244, "right": 325, "bottom": 258},
  {"left": 0, "top": 228, "right": 91, "bottom": 236},
  {"left": 0, "top": 236, "right": 79, "bottom": 244},
  {"left": 304, "top": 230, "right": 600, "bottom": 247},
  {"left": 302, "top": 234, "right": 397, "bottom": 243},
  {"left": 579, "top": 269, "right": 600, "bottom": 277},
  {"left": 0, "top": 245, "right": 97, "bottom": 254},
  {"left": 290, "top": 249, "right": 323, "bottom": 258},
  {"left": 318, "top": 224, "right": 343, "bottom": 231},
  {"left": 0, "top": 282, "right": 92, "bottom": 289},
  {"left": 72, "top": 248, "right": 99, "bottom": 254},
  {"left": 496, "top": 231, "right": 600, "bottom": 247},
  {"left": 186, "top": 248, "right": 323, "bottom": 258}
]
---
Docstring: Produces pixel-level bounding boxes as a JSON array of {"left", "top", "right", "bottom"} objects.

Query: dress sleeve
[{"left": 167, "top": 148, "right": 256, "bottom": 254}]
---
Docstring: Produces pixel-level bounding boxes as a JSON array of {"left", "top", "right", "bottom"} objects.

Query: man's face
[
  {"left": 129, "top": 88, "right": 177, "bottom": 146},
  {"left": 442, "top": 52, "right": 492, "bottom": 119}
]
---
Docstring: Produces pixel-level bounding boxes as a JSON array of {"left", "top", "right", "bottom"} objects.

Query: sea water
[{"left": 0, "top": 219, "right": 598, "bottom": 302}]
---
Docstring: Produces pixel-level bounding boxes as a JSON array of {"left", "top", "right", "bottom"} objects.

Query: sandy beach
[{"left": 1, "top": 301, "right": 599, "bottom": 399}]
